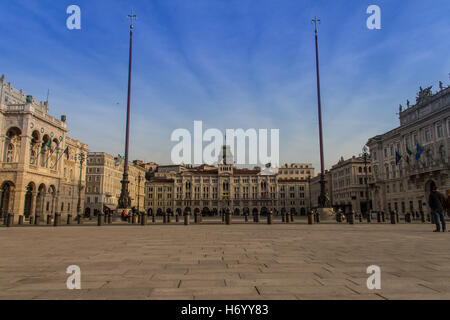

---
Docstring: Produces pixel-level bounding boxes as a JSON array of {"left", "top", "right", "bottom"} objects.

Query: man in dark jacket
[{"left": 428, "top": 184, "right": 447, "bottom": 232}]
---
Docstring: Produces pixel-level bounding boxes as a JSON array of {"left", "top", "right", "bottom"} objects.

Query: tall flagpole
[
  {"left": 312, "top": 16, "right": 326, "bottom": 208},
  {"left": 118, "top": 9, "right": 137, "bottom": 210}
]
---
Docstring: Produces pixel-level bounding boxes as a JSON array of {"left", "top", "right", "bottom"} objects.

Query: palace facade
[
  {"left": 84, "top": 152, "right": 146, "bottom": 214},
  {"left": 329, "top": 156, "right": 372, "bottom": 214},
  {"left": 145, "top": 161, "right": 312, "bottom": 217},
  {"left": 0, "top": 74, "right": 89, "bottom": 221},
  {"left": 367, "top": 83, "right": 449, "bottom": 215}
]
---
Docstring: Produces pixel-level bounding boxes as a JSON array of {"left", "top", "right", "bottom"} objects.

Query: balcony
[{"left": 406, "top": 160, "right": 449, "bottom": 178}]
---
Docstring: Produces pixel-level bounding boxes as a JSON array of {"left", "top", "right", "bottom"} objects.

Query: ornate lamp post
[
  {"left": 118, "top": 9, "right": 137, "bottom": 211},
  {"left": 307, "top": 176, "right": 312, "bottom": 213},
  {"left": 361, "top": 146, "right": 371, "bottom": 219},
  {"left": 136, "top": 174, "right": 141, "bottom": 213},
  {"left": 76, "top": 152, "right": 85, "bottom": 216}
]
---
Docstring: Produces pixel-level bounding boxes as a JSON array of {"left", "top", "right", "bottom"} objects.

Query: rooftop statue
[{"left": 416, "top": 85, "right": 433, "bottom": 104}]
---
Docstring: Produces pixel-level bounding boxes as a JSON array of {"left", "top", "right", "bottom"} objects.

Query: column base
[{"left": 317, "top": 207, "right": 335, "bottom": 221}]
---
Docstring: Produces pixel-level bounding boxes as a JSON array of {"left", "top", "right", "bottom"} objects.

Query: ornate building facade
[
  {"left": 367, "top": 84, "right": 449, "bottom": 215},
  {"left": 0, "top": 74, "right": 89, "bottom": 221},
  {"left": 329, "top": 156, "right": 372, "bottom": 214},
  {"left": 277, "top": 163, "right": 314, "bottom": 180},
  {"left": 84, "top": 152, "right": 146, "bottom": 214},
  {"left": 145, "top": 162, "right": 311, "bottom": 217}
]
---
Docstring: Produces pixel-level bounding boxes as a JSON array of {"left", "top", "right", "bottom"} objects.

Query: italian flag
[{"left": 406, "top": 147, "right": 412, "bottom": 164}]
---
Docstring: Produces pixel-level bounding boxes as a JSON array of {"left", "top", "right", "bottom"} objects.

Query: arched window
[
  {"left": 439, "top": 145, "right": 446, "bottom": 162},
  {"left": 30, "top": 130, "right": 40, "bottom": 165},
  {"left": 4, "top": 128, "right": 21, "bottom": 163}
]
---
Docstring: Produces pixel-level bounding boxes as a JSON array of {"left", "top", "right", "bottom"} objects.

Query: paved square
[{"left": 1, "top": 218, "right": 449, "bottom": 300}]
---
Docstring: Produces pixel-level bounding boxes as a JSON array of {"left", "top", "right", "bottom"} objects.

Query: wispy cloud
[{"left": 0, "top": 0, "right": 448, "bottom": 170}]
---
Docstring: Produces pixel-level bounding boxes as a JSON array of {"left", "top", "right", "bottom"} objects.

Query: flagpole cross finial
[
  {"left": 128, "top": 9, "right": 137, "bottom": 29},
  {"left": 311, "top": 16, "right": 321, "bottom": 33}
]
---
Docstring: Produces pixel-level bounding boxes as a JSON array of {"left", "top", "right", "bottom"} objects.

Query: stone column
[{"left": 30, "top": 191, "right": 37, "bottom": 218}]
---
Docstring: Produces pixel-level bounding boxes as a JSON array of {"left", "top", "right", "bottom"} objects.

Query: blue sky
[{"left": 0, "top": 0, "right": 449, "bottom": 170}]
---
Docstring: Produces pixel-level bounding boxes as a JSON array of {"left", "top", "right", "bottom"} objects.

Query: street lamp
[
  {"left": 76, "top": 152, "right": 85, "bottom": 217},
  {"left": 136, "top": 174, "right": 142, "bottom": 213},
  {"left": 360, "top": 145, "right": 371, "bottom": 219},
  {"left": 307, "top": 176, "right": 312, "bottom": 213}
]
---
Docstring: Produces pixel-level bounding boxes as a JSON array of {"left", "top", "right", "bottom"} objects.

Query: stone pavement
[{"left": 0, "top": 218, "right": 449, "bottom": 300}]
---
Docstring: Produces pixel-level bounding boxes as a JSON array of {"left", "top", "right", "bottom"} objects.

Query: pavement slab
[{"left": 0, "top": 221, "right": 449, "bottom": 300}]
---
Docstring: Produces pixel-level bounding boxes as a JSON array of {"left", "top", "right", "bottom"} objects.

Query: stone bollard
[
  {"left": 308, "top": 212, "right": 314, "bottom": 225},
  {"left": 281, "top": 213, "right": 286, "bottom": 223},
  {"left": 315, "top": 212, "right": 321, "bottom": 224},
  {"left": 98, "top": 213, "right": 104, "bottom": 226},
  {"left": 390, "top": 212, "right": 397, "bottom": 224},
  {"left": 29, "top": 216, "right": 34, "bottom": 225},
  {"left": 108, "top": 214, "right": 113, "bottom": 224},
  {"left": 77, "top": 215, "right": 83, "bottom": 225},
  {"left": 6, "top": 214, "right": 14, "bottom": 227},
  {"left": 46, "top": 215, "right": 52, "bottom": 225},
  {"left": 67, "top": 214, "right": 73, "bottom": 225},
  {"left": 377, "top": 212, "right": 381, "bottom": 223},
  {"left": 141, "top": 213, "right": 147, "bottom": 226},
  {"left": 34, "top": 215, "right": 41, "bottom": 225},
  {"left": 225, "top": 212, "right": 232, "bottom": 225},
  {"left": 54, "top": 213, "right": 61, "bottom": 226},
  {"left": 420, "top": 212, "right": 425, "bottom": 223},
  {"left": 184, "top": 214, "right": 190, "bottom": 225},
  {"left": 267, "top": 211, "right": 273, "bottom": 225},
  {"left": 18, "top": 215, "right": 24, "bottom": 225},
  {"left": 348, "top": 212, "right": 355, "bottom": 225}
]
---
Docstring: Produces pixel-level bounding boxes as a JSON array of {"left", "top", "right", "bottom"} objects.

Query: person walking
[
  {"left": 447, "top": 190, "right": 450, "bottom": 218},
  {"left": 428, "top": 184, "right": 447, "bottom": 232}
]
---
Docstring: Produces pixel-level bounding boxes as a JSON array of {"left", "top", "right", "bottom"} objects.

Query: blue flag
[
  {"left": 416, "top": 143, "right": 424, "bottom": 160},
  {"left": 395, "top": 151, "right": 402, "bottom": 165}
]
